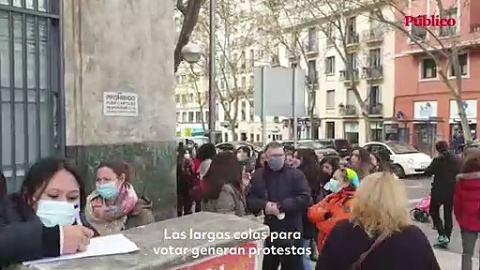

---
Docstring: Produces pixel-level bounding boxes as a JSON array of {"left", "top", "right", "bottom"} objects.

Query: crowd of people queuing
[
  {"left": 176, "top": 140, "right": 480, "bottom": 270},
  {"left": 1, "top": 138, "right": 480, "bottom": 269}
]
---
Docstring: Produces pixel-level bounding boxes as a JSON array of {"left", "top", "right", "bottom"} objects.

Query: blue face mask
[
  {"left": 97, "top": 182, "right": 120, "bottom": 199},
  {"left": 268, "top": 156, "right": 285, "bottom": 171},
  {"left": 36, "top": 200, "right": 79, "bottom": 227}
]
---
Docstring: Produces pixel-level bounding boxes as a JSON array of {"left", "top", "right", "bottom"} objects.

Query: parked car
[
  {"left": 363, "top": 141, "right": 432, "bottom": 178},
  {"left": 281, "top": 140, "right": 339, "bottom": 160},
  {"left": 316, "top": 138, "right": 352, "bottom": 158}
]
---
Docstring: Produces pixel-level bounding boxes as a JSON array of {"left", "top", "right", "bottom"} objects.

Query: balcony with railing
[
  {"left": 288, "top": 47, "right": 301, "bottom": 59},
  {"left": 339, "top": 69, "right": 359, "bottom": 84},
  {"left": 439, "top": 25, "right": 458, "bottom": 37},
  {"left": 362, "top": 65, "right": 383, "bottom": 81},
  {"left": 326, "top": 37, "right": 335, "bottom": 47},
  {"left": 362, "top": 29, "right": 383, "bottom": 44},
  {"left": 304, "top": 40, "right": 319, "bottom": 57},
  {"left": 346, "top": 33, "right": 359, "bottom": 48},
  {"left": 344, "top": 104, "right": 358, "bottom": 116},
  {"left": 307, "top": 71, "right": 319, "bottom": 87},
  {"left": 367, "top": 103, "right": 383, "bottom": 115}
]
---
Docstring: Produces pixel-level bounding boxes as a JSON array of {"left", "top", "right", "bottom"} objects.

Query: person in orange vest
[{"left": 307, "top": 167, "right": 359, "bottom": 253}]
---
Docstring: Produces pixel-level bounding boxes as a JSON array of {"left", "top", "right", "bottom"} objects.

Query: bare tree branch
[
  {"left": 176, "top": 0, "right": 186, "bottom": 15},
  {"left": 188, "top": 0, "right": 261, "bottom": 139},
  {"left": 363, "top": 0, "right": 475, "bottom": 140},
  {"left": 188, "top": 64, "right": 208, "bottom": 131},
  {"left": 174, "top": 0, "right": 206, "bottom": 73}
]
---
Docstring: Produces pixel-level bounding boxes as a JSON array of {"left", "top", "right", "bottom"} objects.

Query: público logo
[{"left": 404, "top": 15, "right": 456, "bottom": 27}]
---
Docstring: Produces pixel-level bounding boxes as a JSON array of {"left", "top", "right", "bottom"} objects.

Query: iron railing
[
  {"left": 0, "top": 0, "right": 62, "bottom": 193},
  {"left": 362, "top": 65, "right": 383, "bottom": 79}
]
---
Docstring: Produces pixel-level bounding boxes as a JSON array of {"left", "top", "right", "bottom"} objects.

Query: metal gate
[{"left": 0, "top": 0, "right": 63, "bottom": 193}]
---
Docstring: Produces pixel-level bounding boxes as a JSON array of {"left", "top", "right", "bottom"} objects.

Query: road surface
[{"left": 403, "top": 175, "right": 479, "bottom": 258}]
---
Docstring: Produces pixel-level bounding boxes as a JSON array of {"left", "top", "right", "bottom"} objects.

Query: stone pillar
[{"left": 62, "top": 0, "right": 176, "bottom": 220}]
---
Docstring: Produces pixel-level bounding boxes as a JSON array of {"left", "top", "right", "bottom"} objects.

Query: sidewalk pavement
[{"left": 435, "top": 249, "right": 478, "bottom": 270}]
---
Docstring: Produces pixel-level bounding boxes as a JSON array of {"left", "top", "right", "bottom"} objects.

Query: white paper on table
[{"left": 23, "top": 233, "right": 139, "bottom": 265}]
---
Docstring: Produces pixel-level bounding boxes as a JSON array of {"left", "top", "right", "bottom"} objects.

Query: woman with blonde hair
[{"left": 315, "top": 172, "right": 440, "bottom": 270}]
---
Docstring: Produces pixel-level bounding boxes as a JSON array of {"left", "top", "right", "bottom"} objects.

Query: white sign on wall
[
  {"left": 103, "top": 92, "right": 138, "bottom": 116},
  {"left": 413, "top": 101, "right": 438, "bottom": 119},
  {"left": 449, "top": 99, "right": 477, "bottom": 123}
]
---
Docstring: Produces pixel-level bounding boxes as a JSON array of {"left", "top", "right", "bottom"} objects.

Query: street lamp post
[
  {"left": 181, "top": 41, "right": 216, "bottom": 143},
  {"left": 180, "top": 0, "right": 216, "bottom": 143},
  {"left": 208, "top": 0, "right": 216, "bottom": 144}
]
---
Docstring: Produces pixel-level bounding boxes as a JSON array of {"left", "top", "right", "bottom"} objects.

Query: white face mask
[
  {"left": 36, "top": 200, "right": 79, "bottom": 227},
  {"left": 184, "top": 153, "right": 191, "bottom": 159},
  {"left": 324, "top": 179, "right": 342, "bottom": 193}
]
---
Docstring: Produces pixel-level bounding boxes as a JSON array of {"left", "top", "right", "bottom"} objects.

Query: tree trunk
[
  {"left": 309, "top": 87, "right": 316, "bottom": 140},
  {"left": 363, "top": 115, "right": 371, "bottom": 143},
  {"left": 229, "top": 122, "right": 238, "bottom": 141},
  {"left": 199, "top": 104, "right": 207, "bottom": 132},
  {"left": 454, "top": 97, "right": 473, "bottom": 141},
  {"left": 451, "top": 51, "right": 473, "bottom": 142},
  {"left": 348, "top": 69, "right": 370, "bottom": 143}
]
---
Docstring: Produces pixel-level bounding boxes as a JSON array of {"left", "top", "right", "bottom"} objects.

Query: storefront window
[{"left": 344, "top": 122, "right": 359, "bottom": 144}]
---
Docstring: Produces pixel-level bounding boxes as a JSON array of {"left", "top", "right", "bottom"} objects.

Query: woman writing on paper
[{"left": 0, "top": 158, "right": 97, "bottom": 266}]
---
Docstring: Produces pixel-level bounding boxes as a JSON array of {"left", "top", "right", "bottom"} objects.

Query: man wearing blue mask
[{"left": 247, "top": 141, "right": 310, "bottom": 270}]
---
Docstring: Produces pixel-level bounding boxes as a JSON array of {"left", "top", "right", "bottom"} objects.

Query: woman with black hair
[
  {"left": 350, "top": 147, "right": 373, "bottom": 179},
  {"left": 0, "top": 170, "right": 6, "bottom": 197},
  {"left": 254, "top": 151, "right": 266, "bottom": 171},
  {"left": 293, "top": 148, "right": 322, "bottom": 265},
  {"left": 319, "top": 157, "right": 340, "bottom": 188},
  {"left": 193, "top": 143, "right": 217, "bottom": 212},
  {"left": 370, "top": 150, "right": 394, "bottom": 173},
  {"left": 177, "top": 150, "right": 193, "bottom": 217},
  {"left": 0, "top": 157, "right": 97, "bottom": 266},
  {"left": 202, "top": 151, "right": 249, "bottom": 216},
  {"left": 425, "top": 141, "right": 461, "bottom": 247}
]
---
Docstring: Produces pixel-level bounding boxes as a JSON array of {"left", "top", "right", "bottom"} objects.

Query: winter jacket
[
  {"left": 454, "top": 171, "right": 480, "bottom": 231},
  {"left": 315, "top": 219, "right": 440, "bottom": 270},
  {"left": 247, "top": 165, "right": 310, "bottom": 235},
  {"left": 0, "top": 171, "right": 6, "bottom": 197},
  {"left": 425, "top": 153, "right": 460, "bottom": 200},
  {"left": 0, "top": 194, "right": 98, "bottom": 266},
  {"left": 202, "top": 184, "right": 247, "bottom": 217},
  {"left": 308, "top": 189, "right": 355, "bottom": 252}
]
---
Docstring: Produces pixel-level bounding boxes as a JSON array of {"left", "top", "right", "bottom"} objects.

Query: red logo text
[{"left": 404, "top": 15, "right": 456, "bottom": 27}]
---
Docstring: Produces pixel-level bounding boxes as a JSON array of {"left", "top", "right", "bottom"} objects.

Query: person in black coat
[
  {"left": 0, "top": 157, "right": 98, "bottom": 266},
  {"left": 247, "top": 142, "right": 310, "bottom": 270},
  {"left": 425, "top": 141, "right": 461, "bottom": 247},
  {"left": 0, "top": 171, "right": 6, "bottom": 197}
]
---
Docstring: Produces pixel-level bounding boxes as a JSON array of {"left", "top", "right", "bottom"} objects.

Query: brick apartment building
[{"left": 394, "top": 0, "right": 480, "bottom": 151}]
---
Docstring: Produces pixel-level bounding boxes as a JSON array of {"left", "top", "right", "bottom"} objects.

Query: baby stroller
[{"left": 410, "top": 195, "right": 431, "bottom": 223}]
